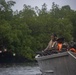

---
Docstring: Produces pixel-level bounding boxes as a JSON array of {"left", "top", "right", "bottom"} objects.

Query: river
[{"left": 0, "top": 63, "right": 41, "bottom": 75}]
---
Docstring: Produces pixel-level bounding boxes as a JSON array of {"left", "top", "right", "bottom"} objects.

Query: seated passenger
[
  {"left": 56, "top": 37, "right": 69, "bottom": 52},
  {"left": 69, "top": 41, "right": 76, "bottom": 53},
  {"left": 40, "top": 33, "right": 58, "bottom": 56},
  {"left": 44, "top": 33, "right": 58, "bottom": 51}
]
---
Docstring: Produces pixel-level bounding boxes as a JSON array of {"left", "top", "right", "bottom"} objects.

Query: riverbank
[{"left": 0, "top": 53, "right": 36, "bottom": 63}]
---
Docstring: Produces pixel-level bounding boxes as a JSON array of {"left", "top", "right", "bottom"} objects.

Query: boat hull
[{"left": 35, "top": 51, "right": 76, "bottom": 75}]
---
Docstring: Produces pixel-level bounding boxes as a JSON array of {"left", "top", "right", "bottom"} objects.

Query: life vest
[
  {"left": 70, "top": 48, "right": 76, "bottom": 53},
  {"left": 57, "top": 43, "right": 63, "bottom": 51}
]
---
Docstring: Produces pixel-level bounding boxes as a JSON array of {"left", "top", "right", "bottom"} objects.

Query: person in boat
[
  {"left": 69, "top": 41, "right": 76, "bottom": 53},
  {"left": 56, "top": 37, "right": 69, "bottom": 52},
  {"left": 40, "top": 33, "right": 58, "bottom": 55},
  {"left": 44, "top": 33, "right": 58, "bottom": 51}
]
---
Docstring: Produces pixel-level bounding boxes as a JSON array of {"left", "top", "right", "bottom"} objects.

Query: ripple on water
[{"left": 0, "top": 63, "right": 41, "bottom": 75}]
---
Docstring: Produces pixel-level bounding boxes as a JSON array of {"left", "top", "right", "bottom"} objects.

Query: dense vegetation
[{"left": 0, "top": 0, "right": 76, "bottom": 60}]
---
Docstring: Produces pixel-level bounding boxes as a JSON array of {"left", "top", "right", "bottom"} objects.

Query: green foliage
[{"left": 0, "top": 1, "right": 76, "bottom": 60}]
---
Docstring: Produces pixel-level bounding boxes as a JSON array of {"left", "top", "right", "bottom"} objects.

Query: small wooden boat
[{"left": 35, "top": 51, "right": 76, "bottom": 75}]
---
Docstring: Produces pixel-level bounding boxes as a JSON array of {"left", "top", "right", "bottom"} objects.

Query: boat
[{"left": 35, "top": 51, "right": 76, "bottom": 75}]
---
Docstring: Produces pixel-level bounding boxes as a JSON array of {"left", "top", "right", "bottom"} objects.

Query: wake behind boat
[{"left": 35, "top": 51, "right": 76, "bottom": 75}]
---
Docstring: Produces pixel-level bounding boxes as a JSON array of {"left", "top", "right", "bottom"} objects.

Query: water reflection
[{"left": 0, "top": 63, "right": 41, "bottom": 75}]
